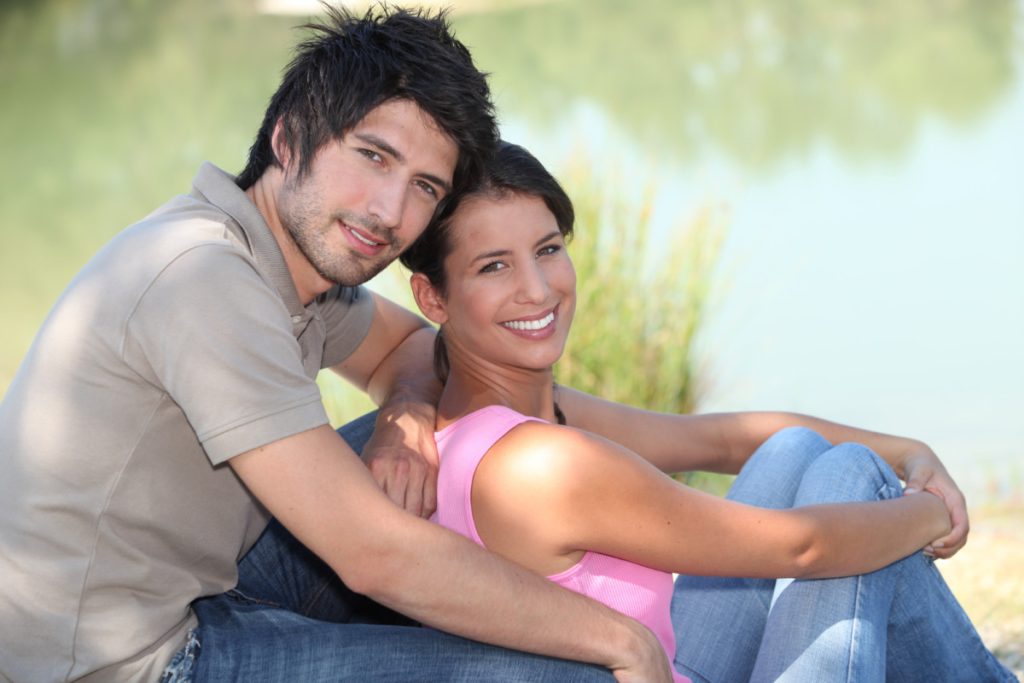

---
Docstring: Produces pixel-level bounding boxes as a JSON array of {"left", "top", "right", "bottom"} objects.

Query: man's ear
[
  {"left": 410, "top": 273, "right": 448, "bottom": 326},
  {"left": 270, "top": 118, "right": 293, "bottom": 171}
]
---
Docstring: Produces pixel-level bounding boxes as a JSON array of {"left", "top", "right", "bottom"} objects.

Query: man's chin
[{"left": 322, "top": 261, "right": 391, "bottom": 288}]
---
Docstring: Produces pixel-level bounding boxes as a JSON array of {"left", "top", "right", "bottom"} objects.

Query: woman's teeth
[{"left": 502, "top": 312, "right": 555, "bottom": 331}]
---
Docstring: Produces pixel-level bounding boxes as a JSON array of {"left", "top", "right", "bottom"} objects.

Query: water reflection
[{"left": 458, "top": 0, "right": 1017, "bottom": 170}]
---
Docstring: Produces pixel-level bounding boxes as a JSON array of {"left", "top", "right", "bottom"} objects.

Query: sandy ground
[{"left": 939, "top": 504, "right": 1024, "bottom": 680}]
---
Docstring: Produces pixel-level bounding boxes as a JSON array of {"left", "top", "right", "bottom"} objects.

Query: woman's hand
[{"left": 901, "top": 443, "right": 969, "bottom": 559}]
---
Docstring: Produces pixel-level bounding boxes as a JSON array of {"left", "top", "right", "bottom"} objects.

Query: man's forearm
[{"left": 356, "top": 513, "right": 668, "bottom": 680}]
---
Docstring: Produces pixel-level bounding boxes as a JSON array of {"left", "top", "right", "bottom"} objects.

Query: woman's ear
[{"left": 410, "top": 273, "right": 448, "bottom": 326}]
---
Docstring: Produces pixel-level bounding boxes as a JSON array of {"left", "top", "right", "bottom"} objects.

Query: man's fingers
[
  {"left": 422, "top": 465, "right": 438, "bottom": 518},
  {"left": 404, "top": 463, "right": 426, "bottom": 518},
  {"left": 371, "top": 456, "right": 408, "bottom": 510}
]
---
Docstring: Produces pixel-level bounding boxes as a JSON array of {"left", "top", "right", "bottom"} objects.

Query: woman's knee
[
  {"left": 749, "top": 426, "right": 831, "bottom": 465},
  {"left": 796, "top": 443, "right": 902, "bottom": 505},
  {"left": 769, "top": 426, "right": 830, "bottom": 450},
  {"left": 729, "top": 427, "right": 832, "bottom": 507}
]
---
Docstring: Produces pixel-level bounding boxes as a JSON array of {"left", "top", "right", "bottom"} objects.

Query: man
[{"left": 0, "top": 6, "right": 668, "bottom": 683}]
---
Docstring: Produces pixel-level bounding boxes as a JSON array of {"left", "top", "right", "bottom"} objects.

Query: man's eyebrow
[
  {"left": 352, "top": 132, "right": 452, "bottom": 193},
  {"left": 470, "top": 231, "right": 563, "bottom": 264}
]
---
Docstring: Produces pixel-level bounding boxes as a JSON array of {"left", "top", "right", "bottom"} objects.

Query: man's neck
[{"left": 245, "top": 171, "right": 331, "bottom": 305}]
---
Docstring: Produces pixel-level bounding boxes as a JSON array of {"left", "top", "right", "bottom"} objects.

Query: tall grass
[
  {"left": 554, "top": 162, "right": 730, "bottom": 493},
  {"left": 556, "top": 170, "right": 723, "bottom": 416}
]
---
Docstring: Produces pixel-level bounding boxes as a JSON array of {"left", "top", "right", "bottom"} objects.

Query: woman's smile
[{"left": 500, "top": 307, "right": 558, "bottom": 338}]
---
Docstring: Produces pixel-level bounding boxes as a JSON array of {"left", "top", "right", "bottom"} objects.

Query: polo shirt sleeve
[
  {"left": 123, "top": 244, "right": 329, "bottom": 466},
  {"left": 317, "top": 284, "right": 374, "bottom": 369}
]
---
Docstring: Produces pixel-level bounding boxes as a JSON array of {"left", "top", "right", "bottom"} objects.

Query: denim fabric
[
  {"left": 185, "top": 411, "right": 614, "bottom": 682},
  {"left": 159, "top": 629, "right": 199, "bottom": 683},
  {"left": 672, "top": 427, "right": 1014, "bottom": 682}
]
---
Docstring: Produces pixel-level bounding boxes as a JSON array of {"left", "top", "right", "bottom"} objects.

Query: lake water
[{"left": 2, "top": 0, "right": 1021, "bottom": 499}]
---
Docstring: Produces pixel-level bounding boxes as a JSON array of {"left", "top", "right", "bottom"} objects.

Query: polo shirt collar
[{"left": 191, "top": 162, "right": 307, "bottom": 320}]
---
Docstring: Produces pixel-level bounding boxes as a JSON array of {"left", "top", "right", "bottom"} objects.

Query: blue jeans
[
  {"left": 671, "top": 426, "right": 1014, "bottom": 682},
  {"left": 166, "top": 412, "right": 613, "bottom": 683}
]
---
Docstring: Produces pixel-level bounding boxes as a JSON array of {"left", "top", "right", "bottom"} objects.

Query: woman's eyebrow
[
  {"left": 471, "top": 248, "right": 510, "bottom": 264},
  {"left": 534, "top": 230, "right": 562, "bottom": 246},
  {"left": 470, "top": 231, "right": 563, "bottom": 264}
]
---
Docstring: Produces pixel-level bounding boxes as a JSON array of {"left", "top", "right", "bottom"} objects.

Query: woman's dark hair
[
  {"left": 400, "top": 141, "right": 575, "bottom": 387},
  {"left": 236, "top": 5, "right": 497, "bottom": 194}
]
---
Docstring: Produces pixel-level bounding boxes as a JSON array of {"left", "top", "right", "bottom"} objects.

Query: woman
[{"left": 399, "top": 142, "right": 1012, "bottom": 682}]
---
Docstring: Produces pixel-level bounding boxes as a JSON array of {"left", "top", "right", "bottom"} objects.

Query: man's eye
[
  {"left": 359, "top": 149, "right": 383, "bottom": 163},
  {"left": 415, "top": 180, "right": 438, "bottom": 199}
]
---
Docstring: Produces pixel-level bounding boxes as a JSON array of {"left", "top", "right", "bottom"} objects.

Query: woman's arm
[
  {"left": 559, "top": 387, "right": 913, "bottom": 475},
  {"left": 556, "top": 387, "right": 968, "bottom": 558},
  {"left": 473, "top": 422, "right": 951, "bottom": 579}
]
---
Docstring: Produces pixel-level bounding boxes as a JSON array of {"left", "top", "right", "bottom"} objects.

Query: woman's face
[{"left": 427, "top": 192, "right": 576, "bottom": 374}]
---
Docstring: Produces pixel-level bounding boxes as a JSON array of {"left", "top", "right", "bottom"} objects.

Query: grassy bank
[{"left": 940, "top": 503, "right": 1024, "bottom": 679}]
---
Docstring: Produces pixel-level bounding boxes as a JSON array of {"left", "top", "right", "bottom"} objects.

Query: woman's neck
[{"left": 436, "top": 363, "right": 556, "bottom": 429}]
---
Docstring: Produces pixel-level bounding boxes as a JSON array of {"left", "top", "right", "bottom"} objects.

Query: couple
[{"left": 0, "top": 6, "right": 1011, "bottom": 683}]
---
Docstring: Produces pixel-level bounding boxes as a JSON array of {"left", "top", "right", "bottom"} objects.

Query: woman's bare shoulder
[{"left": 486, "top": 420, "right": 629, "bottom": 486}]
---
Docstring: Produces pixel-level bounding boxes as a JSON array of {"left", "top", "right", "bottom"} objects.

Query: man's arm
[
  {"left": 331, "top": 292, "right": 441, "bottom": 516},
  {"left": 557, "top": 387, "right": 968, "bottom": 558},
  {"left": 229, "top": 425, "right": 671, "bottom": 682}
]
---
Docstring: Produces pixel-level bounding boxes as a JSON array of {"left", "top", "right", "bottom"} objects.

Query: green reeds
[{"left": 556, "top": 164, "right": 730, "bottom": 493}]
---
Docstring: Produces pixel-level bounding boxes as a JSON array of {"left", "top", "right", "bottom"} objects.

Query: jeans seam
[
  {"left": 847, "top": 574, "right": 862, "bottom": 683},
  {"left": 227, "top": 587, "right": 284, "bottom": 609},
  {"left": 300, "top": 579, "right": 334, "bottom": 617}
]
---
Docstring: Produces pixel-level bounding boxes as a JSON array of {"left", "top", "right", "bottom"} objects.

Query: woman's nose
[{"left": 516, "top": 261, "right": 550, "bottom": 304}]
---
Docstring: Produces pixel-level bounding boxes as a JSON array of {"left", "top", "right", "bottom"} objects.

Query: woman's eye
[
  {"left": 538, "top": 244, "right": 561, "bottom": 257},
  {"left": 480, "top": 261, "right": 506, "bottom": 274}
]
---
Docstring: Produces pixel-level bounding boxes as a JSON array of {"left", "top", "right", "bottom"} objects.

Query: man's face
[{"left": 277, "top": 99, "right": 458, "bottom": 290}]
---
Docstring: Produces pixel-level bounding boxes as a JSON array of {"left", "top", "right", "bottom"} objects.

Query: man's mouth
[
  {"left": 345, "top": 224, "right": 385, "bottom": 247},
  {"left": 341, "top": 220, "right": 388, "bottom": 255}
]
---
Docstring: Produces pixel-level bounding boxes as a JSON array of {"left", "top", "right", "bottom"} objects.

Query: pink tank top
[{"left": 431, "top": 405, "right": 689, "bottom": 683}]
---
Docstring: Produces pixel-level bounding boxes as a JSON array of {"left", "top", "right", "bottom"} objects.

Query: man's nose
[{"left": 367, "top": 177, "right": 407, "bottom": 230}]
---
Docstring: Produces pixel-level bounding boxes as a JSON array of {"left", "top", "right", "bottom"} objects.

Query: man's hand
[
  {"left": 362, "top": 401, "right": 439, "bottom": 518},
  {"left": 609, "top": 620, "right": 673, "bottom": 683},
  {"left": 901, "top": 443, "right": 969, "bottom": 559}
]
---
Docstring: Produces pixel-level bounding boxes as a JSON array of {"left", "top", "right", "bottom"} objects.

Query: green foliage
[
  {"left": 557, "top": 166, "right": 723, "bottom": 416},
  {"left": 555, "top": 161, "right": 732, "bottom": 495}
]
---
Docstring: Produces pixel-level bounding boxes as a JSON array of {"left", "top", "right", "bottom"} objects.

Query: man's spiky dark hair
[{"left": 236, "top": 5, "right": 497, "bottom": 194}]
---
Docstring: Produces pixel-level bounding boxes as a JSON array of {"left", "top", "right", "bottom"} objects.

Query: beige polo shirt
[{"left": 0, "top": 163, "right": 374, "bottom": 682}]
